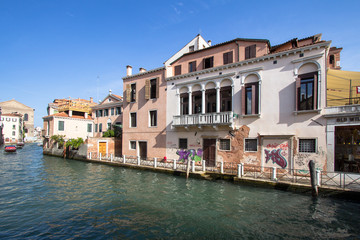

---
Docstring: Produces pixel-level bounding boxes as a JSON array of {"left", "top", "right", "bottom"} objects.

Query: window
[
  {"left": 107, "top": 122, "right": 111, "bottom": 130},
  {"left": 175, "top": 65, "right": 182, "bottom": 76},
  {"left": 192, "top": 91, "right": 202, "bottom": 114},
  {"left": 179, "top": 138, "right": 188, "bottom": 149},
  {"left": 130, "top": 141, "right": 136, "bottom": 150},
  {"left": 99, "top": 123, "right": 103, "bottom": 132},
  {"left": 223, "top": 51, "right": 233, "bottom": 65},
  {"left": 95, "top": 124, "right": 98, "bottom": 132},
  {"left": 12, "top": 131, "right": 15, "bottom": 136},
  {"left": 24, "top": 128, "right": 28, "bottom": 133},
  {"left": 98, "top": 110, "right": 103, "bottom": 117},
  {"left": 104, "top": 109, "right": 109, "bottom": 117},
  {"left": 130, "top": 112, "right": 137, "bottom": 128},
  {"left": 58, "top": 121, "right": 64, "bottom": 131},
  {"left": 149, "top": 110, "right": 157, "bottom": 127},
  {"left": 150, "top": 78, "right": 157, "bottom": 99},
  {"left": 12, "top": 125, "right": 15, "bottom": 129},
  {"left": 245, "top": 45, "right": 256, "bottom": 59},
  {"left": 130, "top": 83, "right": 136, "bottom": 102},
  {"left": 296, "top": 72, "right": 317, "bottom": 111},
  {"left": 242, "top": 83, "right": 259, "bottom": 115},
  {"left": 87, "top": 123, "right": 92, "bottom": 133},
  {"left": 329, "top": 55, "right": 335, "bottom": 65},
  {"left": 203, "top": 56, "right": 214, "bottom": 69},
  {"left": 111, "top": 108, "right": 114, "bottom": 116},
  {"left": 180, "top": 93, "right": 189, "bottom": 115},
  {"left": 116, "top": 107, "right": 121, "bottom": 115},
  {"left": 299, "top": 139, "right": 316, "bottom": 153},
  {"left": 206, "top": 89, "right": 216, "bottom": 113},
  {"left": 189, "top": 45, "right": 194, "bottom": 52},
  {"left": 24, "top": 113, "right": 28, "bottom": 121},
  {"left": 219, "top": 139, "right": 231, "bottom": 151},
  {"left": 220, "top": 86, "right": 232, "bottom": 112},
  {"left": 189, "top": 61, "right": 196, "bottom": 73},
  {"left": 245, "top": 138, "right": 257, "bottom": 152}
]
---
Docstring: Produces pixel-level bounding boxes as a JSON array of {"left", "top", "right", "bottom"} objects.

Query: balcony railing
[
  {"left": 173, "top": 111, "right": 233, "bottom": 127},
  {"left": 324, "top": 104, "right": 360, "bottom": 116}
]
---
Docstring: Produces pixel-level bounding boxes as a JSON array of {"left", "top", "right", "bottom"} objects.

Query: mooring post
[
  {"left": 110, "top": 154, "right": 113, "bottom": 162},
  {"left": 202, "top": 160, "right": 206, "bottom": 172},
  {"left": 316, "top": 170, "right": 321, "bottom": 186},
  {"left": 237, "top": 164, "right": 241, "bottom": 178},
  {"left": 240, "top": 163, "right": 244, "bottom": 177},
  {"left": 309, "top": 160, "right": 318, "bottom": 197},
  {"left": 123, "top": 155, "right": 126, "bottom": 164},
  {"left": 173, "top": 159, "right": 177, "bottom": 170},
  {"left": 137, "top": 156, "right": 140, "bottom": 165},
  {"left": 220, "top": 162, "right": 224, "bottom": 174},
  {"left": 191, "top": 160, "right": 195, "bottom": 172},
  {"left": 272, "top": 167, "right": 277, "bottom": 181},
  {"left": 154, "top": 157, "right": 157, "bottom": 168},
  {"left": 100, "top": 153, "right": 102, "bottom": 161},
  {"left": 186, "top": 160, "right": 191, "bottom": 179},
  {"left": 89, "top": 152, "right": 92, "bottom": 160}
]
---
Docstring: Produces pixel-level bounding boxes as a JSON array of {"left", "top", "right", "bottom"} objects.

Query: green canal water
[{"left": 0, "top": 144, "right": 360, "bottom": 239}]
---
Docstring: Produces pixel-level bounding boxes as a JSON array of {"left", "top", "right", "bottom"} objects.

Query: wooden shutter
[
  {"left": 295, "top": 77, "right": 301, "bottom": 111},
  {"left": 313, "top": 74, "right": 318, "bottom": 109},
  {"left": 126, "top": 84, "right": 131, "bottom": 103},
  {"left": 223, "top": 53, "right": 227, "bottom": 65},
  {"left": 210, "top": 56, "right": 214, "bottom": 68},
  {"left": 245, "top": 46, "right": 250, "bottom": 59},
  {"left": 228, "top": 51, "right": 233, "bottom": 64},
  {"left": 145, "top": 79, "right": 150, "bottom": 100},
  {"left": 250, "top": 45, "right": 256, "bottom": 58},
  {"left": 156, "top": 77, "right": 159, "bottom": 98},
  {"left": 241, "top": 86, "right": 245, "bottom": 115}
]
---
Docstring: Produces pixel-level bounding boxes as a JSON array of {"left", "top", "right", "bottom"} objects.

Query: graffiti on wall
[
  {"left": 176, "top": 148, "right": 203, "bottom": 163},
  {"left": 264, "top": 149, "right": 287, "bottom": 169}
]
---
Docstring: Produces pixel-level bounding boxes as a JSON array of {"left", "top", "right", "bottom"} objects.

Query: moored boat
[
  {"left": 5, "top": 145, "right": 17, "bottom": 153},
  {"left": 16, "top": 142, "right": 25, "bottom": 149}
]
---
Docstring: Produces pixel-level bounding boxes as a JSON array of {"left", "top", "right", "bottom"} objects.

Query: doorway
[
  {"left": 203, "top": 139, "right": 216, "bottom": 167},
  {"left": 98, "top": 142, "right": 107, "bottom": 156},
  {"left": 138, "top": 141, "right": 147, "bottom": 160}
]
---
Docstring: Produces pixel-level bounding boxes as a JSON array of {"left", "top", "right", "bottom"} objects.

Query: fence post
[
  {"left": 137, "top": 156, "right": 140, "bottom": 165},
  {"left": 240, "top": 163, "right": 244, "bottom": 177},
  {"left": 316, "top": 170, "right": 321, "bottom": 186},
  {"left": 89, "top": 152, "right": 92, "bottom": 160},
  {"left": 173, "top": 159, "right": 177, "bottom": 170},
  {"left": 202, "top": 160, "right": 206, "bottom": 172},
  {"left": 100, "top": 153, "right": 102, "bottom": 161},
  {"left": 110, "top": 154, "right": 113, "bottom": 162},
  {"left": 123, "top": 155, "right": 126, "bottom": 164},
  {"left": 272, "top": 167, "right": 277, "bottom": 181},
  {"left": 191, "top": 160, "right": 195, "bottom": 172},
  {"left": 237, "top": 164, "right": 241, "bottom": 178},
  {"left": 154, "top": 158, "right": 157, "bottom": 168},
  {"left": 220, "top": 162, "right": 224, "bottom": 174}
]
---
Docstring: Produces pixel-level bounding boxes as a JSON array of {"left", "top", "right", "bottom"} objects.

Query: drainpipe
[{"left": 235, "top": 41, "right": 240, "bottom": 62}]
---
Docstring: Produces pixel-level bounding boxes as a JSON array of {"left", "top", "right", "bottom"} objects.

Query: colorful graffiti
[
  {"left": 264, "top": 149, "right": 287, "bottom": 169},
  {"left": 176, "top": 148, "right": 203, "bottom": 163}
]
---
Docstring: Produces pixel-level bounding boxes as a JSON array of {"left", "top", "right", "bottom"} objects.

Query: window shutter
[
  {"left": 313, "top": 74, "right": 318, "bottom": 109},
  {"left": 241, "top": 86, "right": 245, "bottom": 115},
  {"left": 203, "top": 58, "right": 205, "bottom": 69},
  {"left": 250, "top": 45, "right": 256, "bottom": 58},
  {"left": 126, "top": 84, "right": 131, "bottom": 103},
  {"left": 223, "top": 53, "right": 227, "bottom": 65},
  {"left": 228, "top": 51, "right": 233, "bottom": 64},
  {"left": 295, "top": 77, "right": 301, "bottom": 111},
  {"left": 210, "top": 57, "right": 213, "bottom": 67},
  {"left": 145, "top": 79, "right": 150, "bottom": 100},
  {"left": 156, "top": 77, "right": 159, "bottom": 98},
  {"left": 245, "top": 46, "right": 250, "bottom": 59},
  {"left": 251, "top": 84, "right": 256, "bottom": 114}
]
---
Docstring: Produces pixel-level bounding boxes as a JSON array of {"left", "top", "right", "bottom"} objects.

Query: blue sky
[{"left": 1, "top": 0, "right": 359, "bottom": 127}]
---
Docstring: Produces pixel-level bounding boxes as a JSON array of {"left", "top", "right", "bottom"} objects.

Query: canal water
[{"left": 0, "top": 144, "right": 360, "bottom": 239}]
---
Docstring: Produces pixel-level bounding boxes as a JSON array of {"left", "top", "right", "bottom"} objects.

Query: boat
[
  {"left": 16, "top": 142, "right": 25, "bottom": 149},
  {"left": 4, "top": 145, "right": 17, "bottom": 153}
]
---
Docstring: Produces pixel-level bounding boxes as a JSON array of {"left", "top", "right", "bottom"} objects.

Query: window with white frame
[
  {"left": 130, "top": 112, "right": 137, "bottom": 128},
  {"left": 299, "top": 139, "right": 316, "bottom": 153},
  {"left": 130, "top": 141, "right": 136, "bottom": 150},
  {"left": 219, "top": 139, "right": 231, "bottom": 151},
  {"left": 245, "top": 138, "right": 257, "bottom": 152},
  {"left": 149, "top": 110, "right": 157, "bottom": 127}
]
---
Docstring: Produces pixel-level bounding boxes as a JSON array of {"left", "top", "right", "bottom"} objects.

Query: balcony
[
  {"left": 324, "top": 104, "right": 360, "bottom": 117},
  {"left": 173, "top": 111, "right": 234, "bottom": 127}
]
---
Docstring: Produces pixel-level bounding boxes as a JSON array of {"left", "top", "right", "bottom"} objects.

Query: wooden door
[
  {"left": 203, "top": 139, "right": 216, "bottom": 167},
  {"left": 99, "top": 142, "right": 107, "bottom": 156},
  {"left": 139, "top": 141, "right": 147, "bottom": 160}
]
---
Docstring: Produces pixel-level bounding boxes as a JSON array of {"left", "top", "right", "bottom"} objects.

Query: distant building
[
  {"left": 0, "top": 99, "right": 34, "bottom": 141},
  {"left": 42, "top": 97, "right": 97, "bottom": 148},
  {"left": 0, "top": 113, "right": 23, "bottom": 143},
  {"left": 91, "top": 90, "right": 123, "bottom": 138}
]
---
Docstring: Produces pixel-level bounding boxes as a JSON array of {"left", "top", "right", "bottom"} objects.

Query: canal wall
[{"left": 43, "top": 144, "right": 88, "bottom": 160}]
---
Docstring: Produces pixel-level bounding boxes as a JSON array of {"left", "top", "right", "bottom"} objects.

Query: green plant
[
  {"left": 102, "top": 129, "right": 114, "bottom": 137},
  {"left": 51, "top": 134, "right": 65, "bottom": 148},
  {"left": 65, "top": 137, "right": 84, "bottom": 150}
]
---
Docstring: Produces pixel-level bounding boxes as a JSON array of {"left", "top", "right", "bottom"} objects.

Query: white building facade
[{"left": 0, "top": 113, "right": 23, "bottom": 143}]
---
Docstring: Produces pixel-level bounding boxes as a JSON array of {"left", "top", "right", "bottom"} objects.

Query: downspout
[{"left": 235, "top": 41, "right": 240, "bottom": 62}]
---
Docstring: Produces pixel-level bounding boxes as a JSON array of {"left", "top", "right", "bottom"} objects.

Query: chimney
[
  {"left": 139, "top": 67, "right": 146, "bottom": 73},
  {"left": 126, "top": 65, "right": 132, "bottom": 76},
  {"left": 90, "top": 97, "right": 93, "bottom": 103},
  {"left": 208, "top": 40, "right": 212, "bottom": 46}
]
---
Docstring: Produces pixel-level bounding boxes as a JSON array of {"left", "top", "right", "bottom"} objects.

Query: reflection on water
[{"left": 0, "top": 144, "right": 360, "bottom": 239}]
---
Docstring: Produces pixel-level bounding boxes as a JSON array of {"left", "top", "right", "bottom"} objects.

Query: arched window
[{"left": 24, "top": 113, "right": 28, "bottom": 121}]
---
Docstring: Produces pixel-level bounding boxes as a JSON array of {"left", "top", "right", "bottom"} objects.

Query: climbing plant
[{"left": 65, "top": 137, "right": 84, "bottom": 150}]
